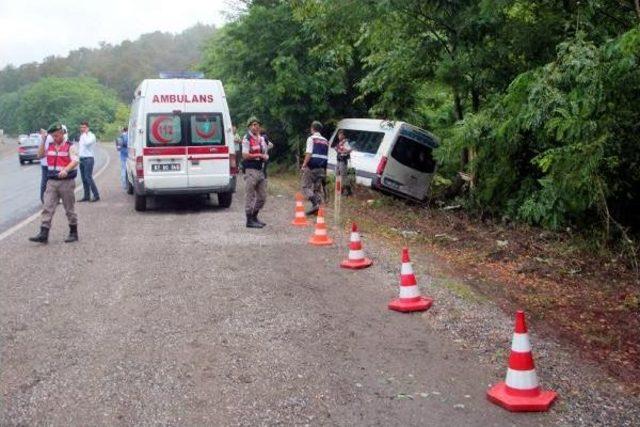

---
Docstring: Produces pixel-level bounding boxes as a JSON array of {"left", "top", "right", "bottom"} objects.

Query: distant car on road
[{"left": 18, "top": 133, "right": 41, "bottom": 165}]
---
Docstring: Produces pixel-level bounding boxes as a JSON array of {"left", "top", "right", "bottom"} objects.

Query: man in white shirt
[{"left": 77, "top": 120, "right": 100, "bottom": 202}]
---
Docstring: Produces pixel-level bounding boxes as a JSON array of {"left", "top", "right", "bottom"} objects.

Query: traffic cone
[
  {"left": 487, "top": 310, "right": 557, "bottom": 412},
  {"left": 291, "top": 192, "right": 309, "bottom": 226},
  {"left": 340, "top": 223, "right": 373, "bottom": 269},
  {"left": 388, "top": 247, "right": 433, "bottom": 312},
  {"left": 308, "top": 206, "right": 333, "bottom": 246}
]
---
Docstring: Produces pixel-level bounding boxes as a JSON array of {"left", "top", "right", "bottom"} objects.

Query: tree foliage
[
  {"left": 453, "top": 28, "right": 640, "bottom": 233},
  {"left": 2, "top": 77, "right": 123, "bottom": 138},
  {"left": 200, "top": 2, "right": 365, "bottom": 161},
  {"left": 206, "top": 0, "right": 639, "bottom": 237}
]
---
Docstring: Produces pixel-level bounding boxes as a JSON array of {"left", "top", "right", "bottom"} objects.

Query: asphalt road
[
  {"left": 0, "top": 155, "right": 556, "bottom": 425},
  {"left": 0, "top": 139, "right": 108, "bottom": 234}
]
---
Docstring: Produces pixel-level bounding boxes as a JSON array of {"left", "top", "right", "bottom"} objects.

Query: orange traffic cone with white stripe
[
  {"left": 308, "top": 206, "right": 333, "bottom": 246},
  {"left": 340, "top": 223, "right": 373, "bottom": 269},
  {"left": 291, "top": 192, "right": 309, "bottom": 226},
  {"left": 487, "top": 310, "right": 557, "bottom": 412},
  {"left": 388, "top": 247, "right": 433, "bottom": 312}
]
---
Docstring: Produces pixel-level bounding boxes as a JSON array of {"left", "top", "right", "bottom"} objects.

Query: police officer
[
  {"left": 242, "top": 117, "right": 269, "bottom": 228},
  {"left": 29, "top": 123, "right": 80, "bottom": 243},
  {"left": 334, "top": 129, "right": 353, "bottom": 196},
  {"left": 301, "top": 120, "right": 329, "bottom": 215}
]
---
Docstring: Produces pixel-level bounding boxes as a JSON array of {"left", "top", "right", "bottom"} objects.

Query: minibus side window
[
  {"left": 340, "top": 129, "right": 385, "bottom": 154},
  {"left": 147, "top": 114, "right": 183, "bottom": 146},
  {"left": 390, "top": 136, "right": 436, "bottom": 174},
  {"left": 188, "top": 113, "right": 225, "bottom": 146}
]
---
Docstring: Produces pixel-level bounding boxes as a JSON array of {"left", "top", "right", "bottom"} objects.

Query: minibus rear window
[
  {"left": 390, "top": 136, "right": 436, "bottom": 174},
  {"left": 147, "top": 114, "right": 182, "bottom": 146},
  {"left": 188, "top": 113, "right": 224, "bottom": 145},
  {"left": 339, "top": 129, "right": 384, "bottom": 154}
]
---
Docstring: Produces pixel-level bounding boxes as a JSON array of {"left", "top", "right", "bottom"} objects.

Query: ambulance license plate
[{"left": 152, "top": 163, "right": 180, "bottom": 172}]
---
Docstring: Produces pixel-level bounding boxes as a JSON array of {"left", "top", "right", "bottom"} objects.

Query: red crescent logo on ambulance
[
  {"left": 195, "top": 123, "right": 217, "bottom": 139},
  {"left": 151, "top": 115, "right": 172, "bottom": 144}
]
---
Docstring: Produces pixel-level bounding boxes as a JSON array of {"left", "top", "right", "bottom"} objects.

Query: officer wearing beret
[
  {"left": 242, "top": 116, "right": 269, "bottom": 228},
  {"left": 29, "top": 123, "right": 80, "bottom": 243}
]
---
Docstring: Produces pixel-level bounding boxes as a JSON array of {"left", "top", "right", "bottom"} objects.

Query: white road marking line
[{"left": 0, "top": 145, "right": 112, "bottom": 242}]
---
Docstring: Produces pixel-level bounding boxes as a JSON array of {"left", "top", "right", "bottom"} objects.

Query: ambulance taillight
[{"left": 135, "top": 156, "right": 144, "bottom": 178}]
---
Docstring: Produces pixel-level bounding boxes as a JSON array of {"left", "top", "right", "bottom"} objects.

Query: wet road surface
[{"left": 0, "top": 141, "right": 108, "bottom": 234}]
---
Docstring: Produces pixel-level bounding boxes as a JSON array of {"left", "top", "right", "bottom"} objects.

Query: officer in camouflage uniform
[
  {"left": 301, "top": 121, "right": 329, "bottom": 215},
  {"left": 242, "top": 117, "right": 269, "bottom": 228},
  {"left": 29, "top": 123, "right": 79, "bottom": 243}
]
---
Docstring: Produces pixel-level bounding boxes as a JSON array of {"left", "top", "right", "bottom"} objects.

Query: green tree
[
  {"left": 200, "top": 2, "right": 348, "bottom": 161},
  {"left": 15, "top": 77, "right": 123, "bottom": 137},
  {"left": 451, "top": 28, "right": 640, "bottom": 235}
]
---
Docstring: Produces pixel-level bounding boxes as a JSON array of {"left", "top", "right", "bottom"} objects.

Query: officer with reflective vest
[
  {"left": 29, "top": 123, "right": 80, "bottom": 243},
  {"left": 301, "top": 121, "right": 329, "bottom": 215},
  {"left": 242, "top": 116, "right": 269, "bottom": 228}
]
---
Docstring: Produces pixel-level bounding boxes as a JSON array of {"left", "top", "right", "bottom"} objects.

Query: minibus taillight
[
  {"left": 135, "top": 156, "right": 144, "bottom": 178},
  {"left": 376, "top": 156, "right": 388, "bottom": 175}
]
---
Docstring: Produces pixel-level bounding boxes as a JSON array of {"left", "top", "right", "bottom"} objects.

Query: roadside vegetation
[{"left": 201, "top": 0, "right": 640, "bottom": 255}]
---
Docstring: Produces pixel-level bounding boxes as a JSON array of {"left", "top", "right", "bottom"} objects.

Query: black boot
[
  {"left": 64, "top": 224, "right": 78, "bottom": 243},
  {"left": 28, "top": 226, "right": 49, "bottom": 243},
  {"left": 253, "top": 213, "right": 266, "bottom": 227},
  {"left": 305, "top": 203, "right": 319, "bottom": 216},
  {"left": 246, "top": 213, "right": 264, "bottom": 228}
]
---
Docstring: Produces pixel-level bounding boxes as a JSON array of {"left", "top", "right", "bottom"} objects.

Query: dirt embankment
[{"left": 271, "top": 174, "right": 640, "bottom": 390}]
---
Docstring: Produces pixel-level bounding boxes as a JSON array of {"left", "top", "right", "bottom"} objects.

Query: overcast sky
[{"left": 0, "top": 0, "right": 234, "bottom": 69}]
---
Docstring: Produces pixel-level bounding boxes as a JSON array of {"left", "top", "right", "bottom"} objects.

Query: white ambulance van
[
  {"left": 327, "top": 119, "right": 438, "bottom": 202},
  {"left": 126, "top": 77, "right": 237, "bottom": 211}
]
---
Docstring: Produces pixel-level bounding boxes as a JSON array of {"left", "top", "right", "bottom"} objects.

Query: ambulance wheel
[
  {"left": 126, "top": 179, "right": 134, "bottom": 195},
  {"left": 134, "top": 194, "right": 146, "bottom": 211},
  {"left": 218, "top": 191, "right": 232, "bottom": 208}
]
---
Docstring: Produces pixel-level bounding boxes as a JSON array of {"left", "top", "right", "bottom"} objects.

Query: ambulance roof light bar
[{"left": 159, "top": 71, "right": 204, "bottom": 79}]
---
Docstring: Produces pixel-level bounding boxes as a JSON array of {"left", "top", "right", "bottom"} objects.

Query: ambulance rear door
[
  {"left": 144, "top": 112, "right": 188, "bottom": 190},
  {"left": 183, "top": 80, "right": 230, "bottom": 189}
]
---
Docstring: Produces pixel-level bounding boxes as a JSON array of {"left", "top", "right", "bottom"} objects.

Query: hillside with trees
[{"left": 0, "top": 24, "right": 216, "bottom": 138}]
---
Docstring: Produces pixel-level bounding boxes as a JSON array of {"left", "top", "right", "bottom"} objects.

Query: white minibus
[{"left": 328, "top": 119, "right": 438, "bottom": 202}]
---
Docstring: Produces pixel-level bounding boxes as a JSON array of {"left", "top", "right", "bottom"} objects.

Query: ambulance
[{"left": 126, "top": 76, "right": 237, "bottom": 211}]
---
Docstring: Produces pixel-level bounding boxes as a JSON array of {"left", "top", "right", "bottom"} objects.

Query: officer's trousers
[
  {"left": 244, "top": 168, "right": 267, "bottom": 215},
  {"left": 41, "top": 178, "right": 77, "bottom": 229},
  {"left": 301, "top": 167, "right": 326, "bottom": 206}
]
